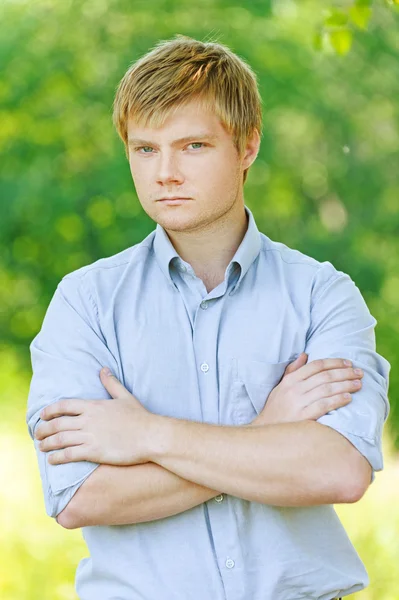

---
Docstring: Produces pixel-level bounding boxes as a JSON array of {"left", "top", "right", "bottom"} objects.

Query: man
[{"left": 26, "top": 35, "right": 390, "bottom": 600}]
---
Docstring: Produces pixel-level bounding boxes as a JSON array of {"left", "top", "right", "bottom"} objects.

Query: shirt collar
[{"left": 153, "top": 204, "right": 261, "bottom": 293}]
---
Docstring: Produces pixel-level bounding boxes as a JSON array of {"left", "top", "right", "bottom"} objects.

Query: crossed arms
[
  {"left": 26, "top": 270, "right": 390, "bottom": 530},
  {"left": 56, "top": 414, "right": 371, "bottom": 530}
]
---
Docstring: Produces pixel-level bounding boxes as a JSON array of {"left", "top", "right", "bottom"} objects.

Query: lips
[{"left": 157, "top": 198, "right": 191, "bottom": 205}]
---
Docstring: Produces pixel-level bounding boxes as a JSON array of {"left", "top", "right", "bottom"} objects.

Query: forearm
[
  {"left": 150, "top": 417, "right": 371, "bottom": 506},
  {"left": 59, "top": 462, "right": 221, "bottom": 529}
]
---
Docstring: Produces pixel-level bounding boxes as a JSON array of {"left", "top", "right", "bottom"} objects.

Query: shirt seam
[
  {"left": 310, "top": 268, "right": 344, "bottom": 310},
  {"left": 61, "top": 243, "right": 153, "bottom": 279},
  {"left": 330, "top": 427, "right": 377, "bottom": 444},
  {"left": 81, "top": 272, "right": 99, "bottom": 322},
  {"left": 260, "top": 239, "right": 323, "bottom": 269}
]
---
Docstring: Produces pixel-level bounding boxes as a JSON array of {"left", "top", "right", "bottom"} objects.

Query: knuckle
[
  {"left": 318, "top": 398, "right": 329, "bottom": 412},
  {"left": 53, "top": 400, "right": 65, "bottom": 419},
  {"left": 56, "top": 432, "right": 64, "bottom": 445},
  {"left": 59, "top": 400, "right": 68, "bottom": 413},
  {"left": 313, "top": 359, "right": 323, "bottom": 370},
  {"left": 283, "top": 387, "right": 294, "bottom": 401},
  {"left": 323, "top": 382, "right": 333, "bottom": 396},
  {"left": 324, "top": 370, "right": 334, "bottom": 383}
]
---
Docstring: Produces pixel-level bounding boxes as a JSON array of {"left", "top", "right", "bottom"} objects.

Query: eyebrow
[{"left": 127, "top": 133, "right": 219, "bottom": 147}]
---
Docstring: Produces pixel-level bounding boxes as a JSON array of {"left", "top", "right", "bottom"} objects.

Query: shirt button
[
  {"left": 200, "top": 301, "right": 208, "bottom": 310},
  {"left": 214, "top": 494, "right": 224, "bottom": 503},
  {"left": 200, "top": 363, "right": 209, "bottom": 373},
  {"left": 225, "top": 558, "right": 235, "bottom": 569}
]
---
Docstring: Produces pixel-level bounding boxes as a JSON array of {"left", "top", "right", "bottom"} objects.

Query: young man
[{"left": 26, "top": 35, "right": 390, "bottom": 599}]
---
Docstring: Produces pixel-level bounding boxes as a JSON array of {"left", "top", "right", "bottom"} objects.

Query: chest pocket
[{"left": 231, "top": 357, "right": 293, "bottom": 425}]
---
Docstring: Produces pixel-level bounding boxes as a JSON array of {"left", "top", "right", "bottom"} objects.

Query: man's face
[{"left": 126, "top": 98, "right": 253, "bottom": 233}]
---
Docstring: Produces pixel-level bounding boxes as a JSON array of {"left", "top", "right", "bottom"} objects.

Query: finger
[
  {"left": 38, "top": 431, "right": 84, "bottom": 452},
  {"left": 304, "top": 392, "right": 352, "bottom": 420},
  {"left": 291, "top": 358, "right": 353, "bottom": 382},
  {"left": 306, "top": 377, "right": 362, "bottom": 404},
  {"left": 40, "top": 399, "right": 85, "bottom": 420},
  {"left": 47, "top": 445, "right": 88, "bottom": 465},
  {"left": 299, "top": 380, "right": 362, "bottom": 405},
  {"left": 100, "top": 367, "right": 135, "bottom": 401},
  {"left": 300, "top": 367, "right": 364, "bottom": 394},
  {"left": 284, "top": 353, "right": 308, "bottom": 375},
  {"left": 35, "top": 415, "right": 82, "bottom": 441}
]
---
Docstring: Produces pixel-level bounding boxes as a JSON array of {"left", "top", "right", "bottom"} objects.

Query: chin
[
  {"left": 158, "top": 216, "right": 198, "bottom": 232},
  {"left": 155, "top": 210, "right": 202, "bottom": 232}
]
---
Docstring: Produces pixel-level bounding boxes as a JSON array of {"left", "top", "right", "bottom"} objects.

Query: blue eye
[{"left": 134, "top": 142, "right": 206, "bottom": 154}]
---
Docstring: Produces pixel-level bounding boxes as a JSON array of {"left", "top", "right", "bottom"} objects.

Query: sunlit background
[{"left": 1, "top": 0, "right": 398, "bottom": 598}]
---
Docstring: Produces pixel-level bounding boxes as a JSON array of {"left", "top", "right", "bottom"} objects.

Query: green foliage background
[{"left": 0, "top": 0, "right": 398, "bottom": 598}]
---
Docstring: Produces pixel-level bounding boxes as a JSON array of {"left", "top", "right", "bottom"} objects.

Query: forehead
[{"left": 127, "top": 99, "right": 229, "bottom": 144}]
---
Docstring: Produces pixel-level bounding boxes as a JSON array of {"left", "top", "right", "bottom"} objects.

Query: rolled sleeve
[
  {"left": 26, "top": 273, "right": 120, "bottom": 518},
  {"left": 304, "top": 263, "right": 391, "bottom": 480}
]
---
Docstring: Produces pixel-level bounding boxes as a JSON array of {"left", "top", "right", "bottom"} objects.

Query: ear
[{"left": 241, "top": 128, "right": 261, "bottom": 171}]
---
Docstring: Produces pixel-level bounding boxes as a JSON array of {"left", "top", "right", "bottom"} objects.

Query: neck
[{"left": 164, "top": 202, "right": 248, "bottom": 281}]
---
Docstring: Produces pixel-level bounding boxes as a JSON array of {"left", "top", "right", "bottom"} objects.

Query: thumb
[
  {"left": 99, "top": 367, "right": 135, "bottom": 402},
  {"left": 284, "top": 352, "right": 308, "bottom": 375}
]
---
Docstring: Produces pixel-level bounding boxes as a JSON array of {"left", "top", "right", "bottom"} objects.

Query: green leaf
[
  {"left": 349, "top": 5, "right": 372, "bottom": 29},
  {"left": 328, "top": 28, "right": 353, "bottom": 55},
  {"left": 324, "top": 9, "right": 349, "bottom": 27}
]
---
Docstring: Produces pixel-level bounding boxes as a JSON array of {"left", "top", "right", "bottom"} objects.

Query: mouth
[{"left": 157, "top": 198, "right": 191, "bottom": 205}]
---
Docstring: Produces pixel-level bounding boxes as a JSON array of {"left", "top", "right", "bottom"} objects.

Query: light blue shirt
[{"left": 26, "top": 205, "right": 390, "bottom": 600}]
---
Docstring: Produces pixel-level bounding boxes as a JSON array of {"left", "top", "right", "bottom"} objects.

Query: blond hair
[{"left": 112, "top": 34, "right": 263, "bottom": 184}]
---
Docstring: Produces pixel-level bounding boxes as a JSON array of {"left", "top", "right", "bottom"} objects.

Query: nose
[{"left": 156, "top": 151, "right": 184, "bottom": 186}]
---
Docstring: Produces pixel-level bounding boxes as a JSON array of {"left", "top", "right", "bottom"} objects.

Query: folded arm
[
  {"left": 59, "top": 264, "right": 389, "bottom": 528},
  {"left": 29, "top": 265, "right": 390, "bottom": 530},
  {"left": 59, "top": 416, "right": 370, "bottom": 529},
  {"left": 57, "top": 462, "right": 220, "bottom": 529},
  {"left": 153, "top": 417, "right": 371, "bottom": 505}
]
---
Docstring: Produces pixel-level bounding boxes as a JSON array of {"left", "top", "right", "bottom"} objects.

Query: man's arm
[
  {"left": 57, "top": 462, "right": 221, "bottom": 529},
  {"left": 59, "top": 415, "right": 370, "bottom": 530},
  {"left": 145, "top": 416, "right": 372, "bottom": 507}
]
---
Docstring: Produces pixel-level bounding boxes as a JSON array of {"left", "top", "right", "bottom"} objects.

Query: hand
[
  {"left": 34, "top": 368, "right": 157, "bottom": 466},
  {"left": 249, "top": 353, "right": 364, "bottom": 426}
]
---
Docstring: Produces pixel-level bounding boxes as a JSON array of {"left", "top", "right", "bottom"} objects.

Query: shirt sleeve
[
  {"left": 26, "top": 273, "right": 121, "bottom": 518},
  {"left": 304, "top": 262, "right": 391, "bottom": 483}
]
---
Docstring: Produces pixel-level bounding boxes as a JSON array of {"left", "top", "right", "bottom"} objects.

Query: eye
[
  {"left": 136, "top": 146, "right": 153, "bottom": 154},
  {"left": 133, "top": 142, "right": 206, "bottom": 154}
]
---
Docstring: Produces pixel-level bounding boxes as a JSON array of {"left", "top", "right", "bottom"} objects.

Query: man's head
[{"left": 112, "top": 35, "right": 262, "bottom": 233}]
